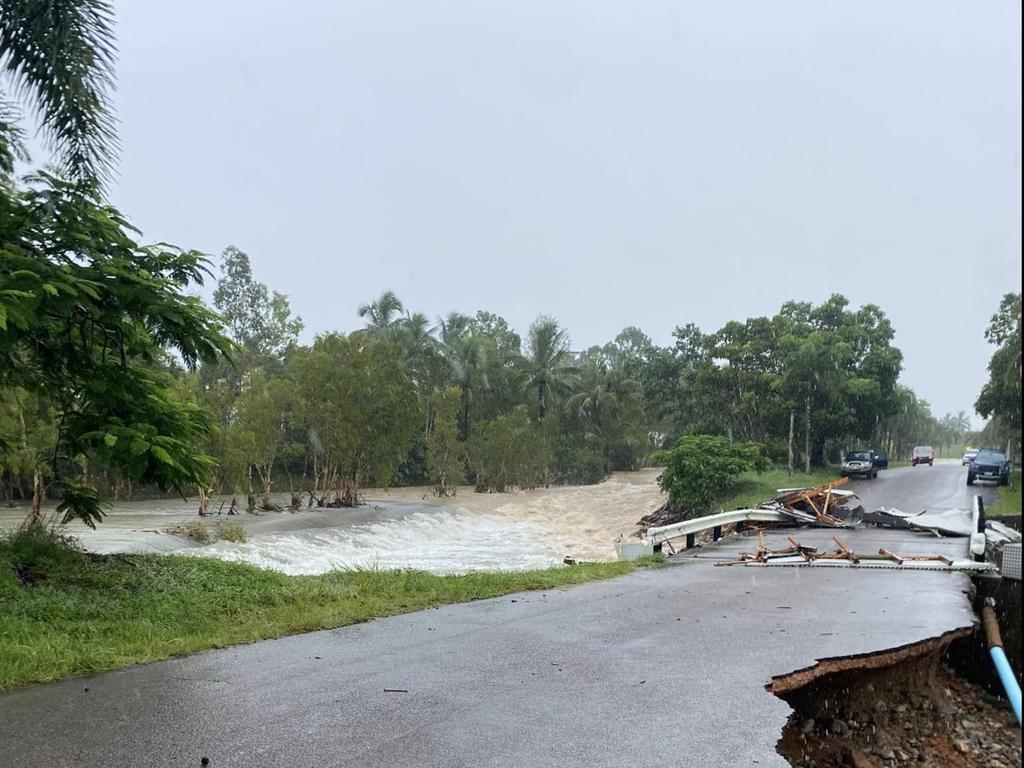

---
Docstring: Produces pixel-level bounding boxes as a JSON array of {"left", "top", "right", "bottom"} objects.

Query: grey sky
[{"left": 99, "top": 1, "right": 1023, "bottom": 421}]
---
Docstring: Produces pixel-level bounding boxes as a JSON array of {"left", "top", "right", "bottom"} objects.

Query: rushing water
[{"left": 0, "top": 470, "right": 665, "bottom": 574}]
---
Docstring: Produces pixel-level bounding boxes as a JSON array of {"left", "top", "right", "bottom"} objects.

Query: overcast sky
[{"left": 80, "top": 1, "right": 1024, "bottom": 421}]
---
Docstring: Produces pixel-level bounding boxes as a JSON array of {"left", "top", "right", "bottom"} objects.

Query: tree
[
  {"left": 521, "top": 316, "right": 574, "bottom": 419},
  {"left": 357, "top": 289, "right": 404, "bottom": 337},
  {"left": 442, "top": 331, "right": 488, "bottom": 441},
  {"left": 654, "top": 435, "right": 769, "bottom": 514},
  {"left": 464, "top": 406, "right": 548, "bottom": 492},
  {"left": 425, "top": 386, "right": 464, "bottom": 496},
  {"left": 291, "top": 334, "right": 417, "bottom": 506},
  {"left": 976, "top": 293, "right": 1022, "bottom": 460},
  {"left": 0, "top": 0, "right": 118, "bottom": 186},
  {"left": 210, "top": 246, "right": 302, "bottom": 377},
  {"left": 227, "top": 374, "right": 295, "bottom": 509},
  {"left": 0, "top": 175, "right": 232, "bottom": 526},
  {"left": 0, "top": 387, "right": 56, "bottom": 521}
]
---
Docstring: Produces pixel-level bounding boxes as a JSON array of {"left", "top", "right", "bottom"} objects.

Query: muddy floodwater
[{"left": 0, "top": 470, "right": 665, "bottom": 574}]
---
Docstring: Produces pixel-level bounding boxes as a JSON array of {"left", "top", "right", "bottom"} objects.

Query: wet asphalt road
[
  {"left": 0, "top": 463, "right": 988, "bottom": 768},
  {"left": 844, "top": 458, "right": 999, "bottom": 514}
]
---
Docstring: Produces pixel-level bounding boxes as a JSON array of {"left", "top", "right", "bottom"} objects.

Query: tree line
[{"left": 4, "top": 243, "right": 989, "bottom": 517}]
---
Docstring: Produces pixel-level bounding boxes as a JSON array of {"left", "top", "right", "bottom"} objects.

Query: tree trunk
[
  {"left": 459, "top": 385, "right": 471, "bottom": 441},
  {"left": 26, "top": 467, "right": 45, "bottom": 526},
  {"left": 788, "top": 409, "right": 795, "bottom": 476},
  {"left": 197, "top": 485, "right": 211, "bottom": 516},
  {"left": 228, "top": 495, "right": 239, "bottom": 515},
  {"left": 340, "top": 470, "right": 360, "bottom": 507},
  {"left": 804, "top": 394, "right": 811, "bottom": 474}
]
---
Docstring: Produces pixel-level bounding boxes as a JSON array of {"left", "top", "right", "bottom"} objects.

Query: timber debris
[
  {"left": 760, "top": 478, "right": 862, "bottom": 528},
  {"left": 715, "top": 535, "right": 957, "bottom": 568}
]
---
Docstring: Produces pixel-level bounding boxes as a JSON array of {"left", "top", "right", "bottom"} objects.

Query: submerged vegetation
[{"left": 0, "top": 527, "right": 657, "bottom": 690}]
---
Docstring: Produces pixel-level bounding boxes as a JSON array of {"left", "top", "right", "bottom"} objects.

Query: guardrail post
[
  {"left": 974, "top": 495, "right": 987, "bottom": 563},
  {"left": 686, "top": 533, "right": 696, "bottom": 550},
  {"left": 713, "top": 525, "right": 722, "bottom": 542}
]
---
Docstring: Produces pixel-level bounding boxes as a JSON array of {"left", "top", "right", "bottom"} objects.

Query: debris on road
[
  {"left": 715, "top": 535, "right": 981, "bottom": 570},
  {"left": 760, "top": 478, "right": 862, "bottom": 528}
]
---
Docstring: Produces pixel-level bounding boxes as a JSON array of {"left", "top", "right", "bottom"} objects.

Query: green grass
[
  {"left": 717, "top": 467, "right": 842, "bottom": 511},
  {"left": 988, "top": 471, "right": 1022, "bottom": 517},
  {"left": 0, "top": 527, "right": 658, "bottom": 691}
]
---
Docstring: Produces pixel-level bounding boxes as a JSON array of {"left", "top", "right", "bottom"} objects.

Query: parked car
[
  {"left": 967, "top": 450, "right": 1010, "bottom": 486},
  {"left": 962, "top": 449, "right": 979, "bottom": 466},
  {"left": 841, "top": 450, "right": 879, "bottom": 479},
  {"left": 911, "top": 446, "right": 934, "bottom": 466}
]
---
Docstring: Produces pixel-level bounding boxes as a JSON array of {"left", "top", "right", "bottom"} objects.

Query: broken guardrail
[{"left": 616, "top": 479, "right": 861, "bottom": 561}]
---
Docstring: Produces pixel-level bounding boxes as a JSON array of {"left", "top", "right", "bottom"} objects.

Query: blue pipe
[{"left": 989, "top": 646, "right": 1022, "bottom": 725}]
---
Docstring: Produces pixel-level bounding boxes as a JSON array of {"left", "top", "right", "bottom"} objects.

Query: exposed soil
[{"left": 775, "top": 646, "right": 1021, "bottom": 768}]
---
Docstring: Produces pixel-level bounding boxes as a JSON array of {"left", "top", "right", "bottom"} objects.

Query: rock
[
  {"left": 848, "top": 749, "right": 881, "bottom": 768},
  {"left": 895, "top": 704, "right": 907, "bottom": 714},
  {"left": 831, "top": 718, "right": 849, "bottom": 737},
  {"left": 954, "top": 739, "right": 971, "bottom": 754},
  {"left": 874, "top": 746, "right": 895, "bottom": 760},
  {"left": 801, "top": 718, "right": 816, "bottom": 734}
]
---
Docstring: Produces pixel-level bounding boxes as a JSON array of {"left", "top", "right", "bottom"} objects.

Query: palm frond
[{"left": 0, "top": 0, "right": 119, "bottom": 186}]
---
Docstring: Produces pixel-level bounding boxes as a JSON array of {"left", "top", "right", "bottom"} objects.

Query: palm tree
[
  {"left": 521, "top": 316, "right": 575, "bottom": 419},
  {"left": 356, "top": 290, "right": 404, "bottom": 335},
  {"left": 435, "top": 311, "right": 472, "bottom": 346},
  {"left": 442, "top": 332, "right": 487, "bottom": 440},
  {"left": 1, "top": 0, "right": 119, "bottom": 185},
  {"left": 566, "top": 359, "right": 646, "bottom": 473}
]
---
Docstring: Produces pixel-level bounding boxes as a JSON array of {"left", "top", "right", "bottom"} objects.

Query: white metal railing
[{"left": 645, "top": 508, "right": 791, "bottom": 547}]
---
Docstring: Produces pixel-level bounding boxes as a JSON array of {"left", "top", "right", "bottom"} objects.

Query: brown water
[{"left": 0, "top": 470, "right": 665, "bottom": 573}]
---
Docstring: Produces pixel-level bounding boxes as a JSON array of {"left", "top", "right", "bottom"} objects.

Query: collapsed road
[{"left": 0, "top": 461, "right": 1009, "bottom": 767}]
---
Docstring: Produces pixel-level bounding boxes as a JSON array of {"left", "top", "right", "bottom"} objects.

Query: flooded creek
[{"left": 0, "top": 470, "right": 665, "bottom": 573}]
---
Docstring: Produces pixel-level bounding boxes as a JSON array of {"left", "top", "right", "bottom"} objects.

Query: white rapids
[{"left": 0, "top": 470, "right": 666, "bottom": 575}]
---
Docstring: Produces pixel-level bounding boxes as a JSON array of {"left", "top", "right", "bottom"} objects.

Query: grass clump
[
  {"left": 162, "top": 520, "right": 247, "bottom": 544},
  {"left": 0, "top": 527, "right": 653, "bottom": 691},
  {"left": 988, "top": 471, "right": 1022, "bottom": 517},
  {"left": 217, "top": 520, "right": 247, "bottom": 543}
]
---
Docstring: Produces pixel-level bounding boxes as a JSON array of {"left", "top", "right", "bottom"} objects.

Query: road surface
[{"left": 0, "top": 462, "right": 993, "bottom": 767}]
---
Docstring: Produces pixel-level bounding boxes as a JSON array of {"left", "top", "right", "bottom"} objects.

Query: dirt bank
[{"left": 775, "top": 645, "right": 1020, "bottom": 767}]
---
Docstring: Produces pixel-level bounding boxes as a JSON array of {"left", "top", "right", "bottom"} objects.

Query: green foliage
[
  {"left": 976, "top": 293, "right": 1021, "bottom": 458},
  {"left": 211, "top": 246, "right": 302, "bottom": 372},
  {"left": 465, "top": 406, "right": 549, "bottom": 492},
  {"left": 291, "top": 334, "right": 418, "bottom": 501},
  {"left": 520, "top": 316, "right": 574, "bottom": 419},
  {"left": 654, "top": 434, "right": 770, "bottom": 513},
  {"left": 0, "top": 0, "right": 118, "bottom": 185},
  {"left": 217, "top": 520, "right": 247, "bottom": 543},
  {"left": 0, "top": 174, "right": 232, "bottom": 524},
  {"left": 426, "top": 386, "right": 464, "bottom": 495},
  {"left": 0, "top": 529, "right": 647, "bottom": 690},
  {"left": 226, "top": 373, "right": 296, "bottom": 497}
]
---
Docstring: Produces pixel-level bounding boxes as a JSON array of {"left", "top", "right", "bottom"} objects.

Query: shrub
[
  {"left": 653, "top": 434, "right": 770, "bottom": 514},
  {"left": 217, "top": 521, "right": 247, "bottom": 543}
]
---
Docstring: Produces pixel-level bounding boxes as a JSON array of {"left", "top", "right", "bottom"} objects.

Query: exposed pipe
[{"left": 982, "top": 597, "right": 1022, "bottom": 725}]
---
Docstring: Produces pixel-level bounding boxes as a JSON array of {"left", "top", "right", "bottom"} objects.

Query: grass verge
[
  {"left": 717, "top": 467, "right": 841, "bottom": 511},
  {"left": 987, "top": 470, "right": 1022, "bottom": 517},
  {"left": 0, "top": 527, "right": 659, "bottom": 691}
]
